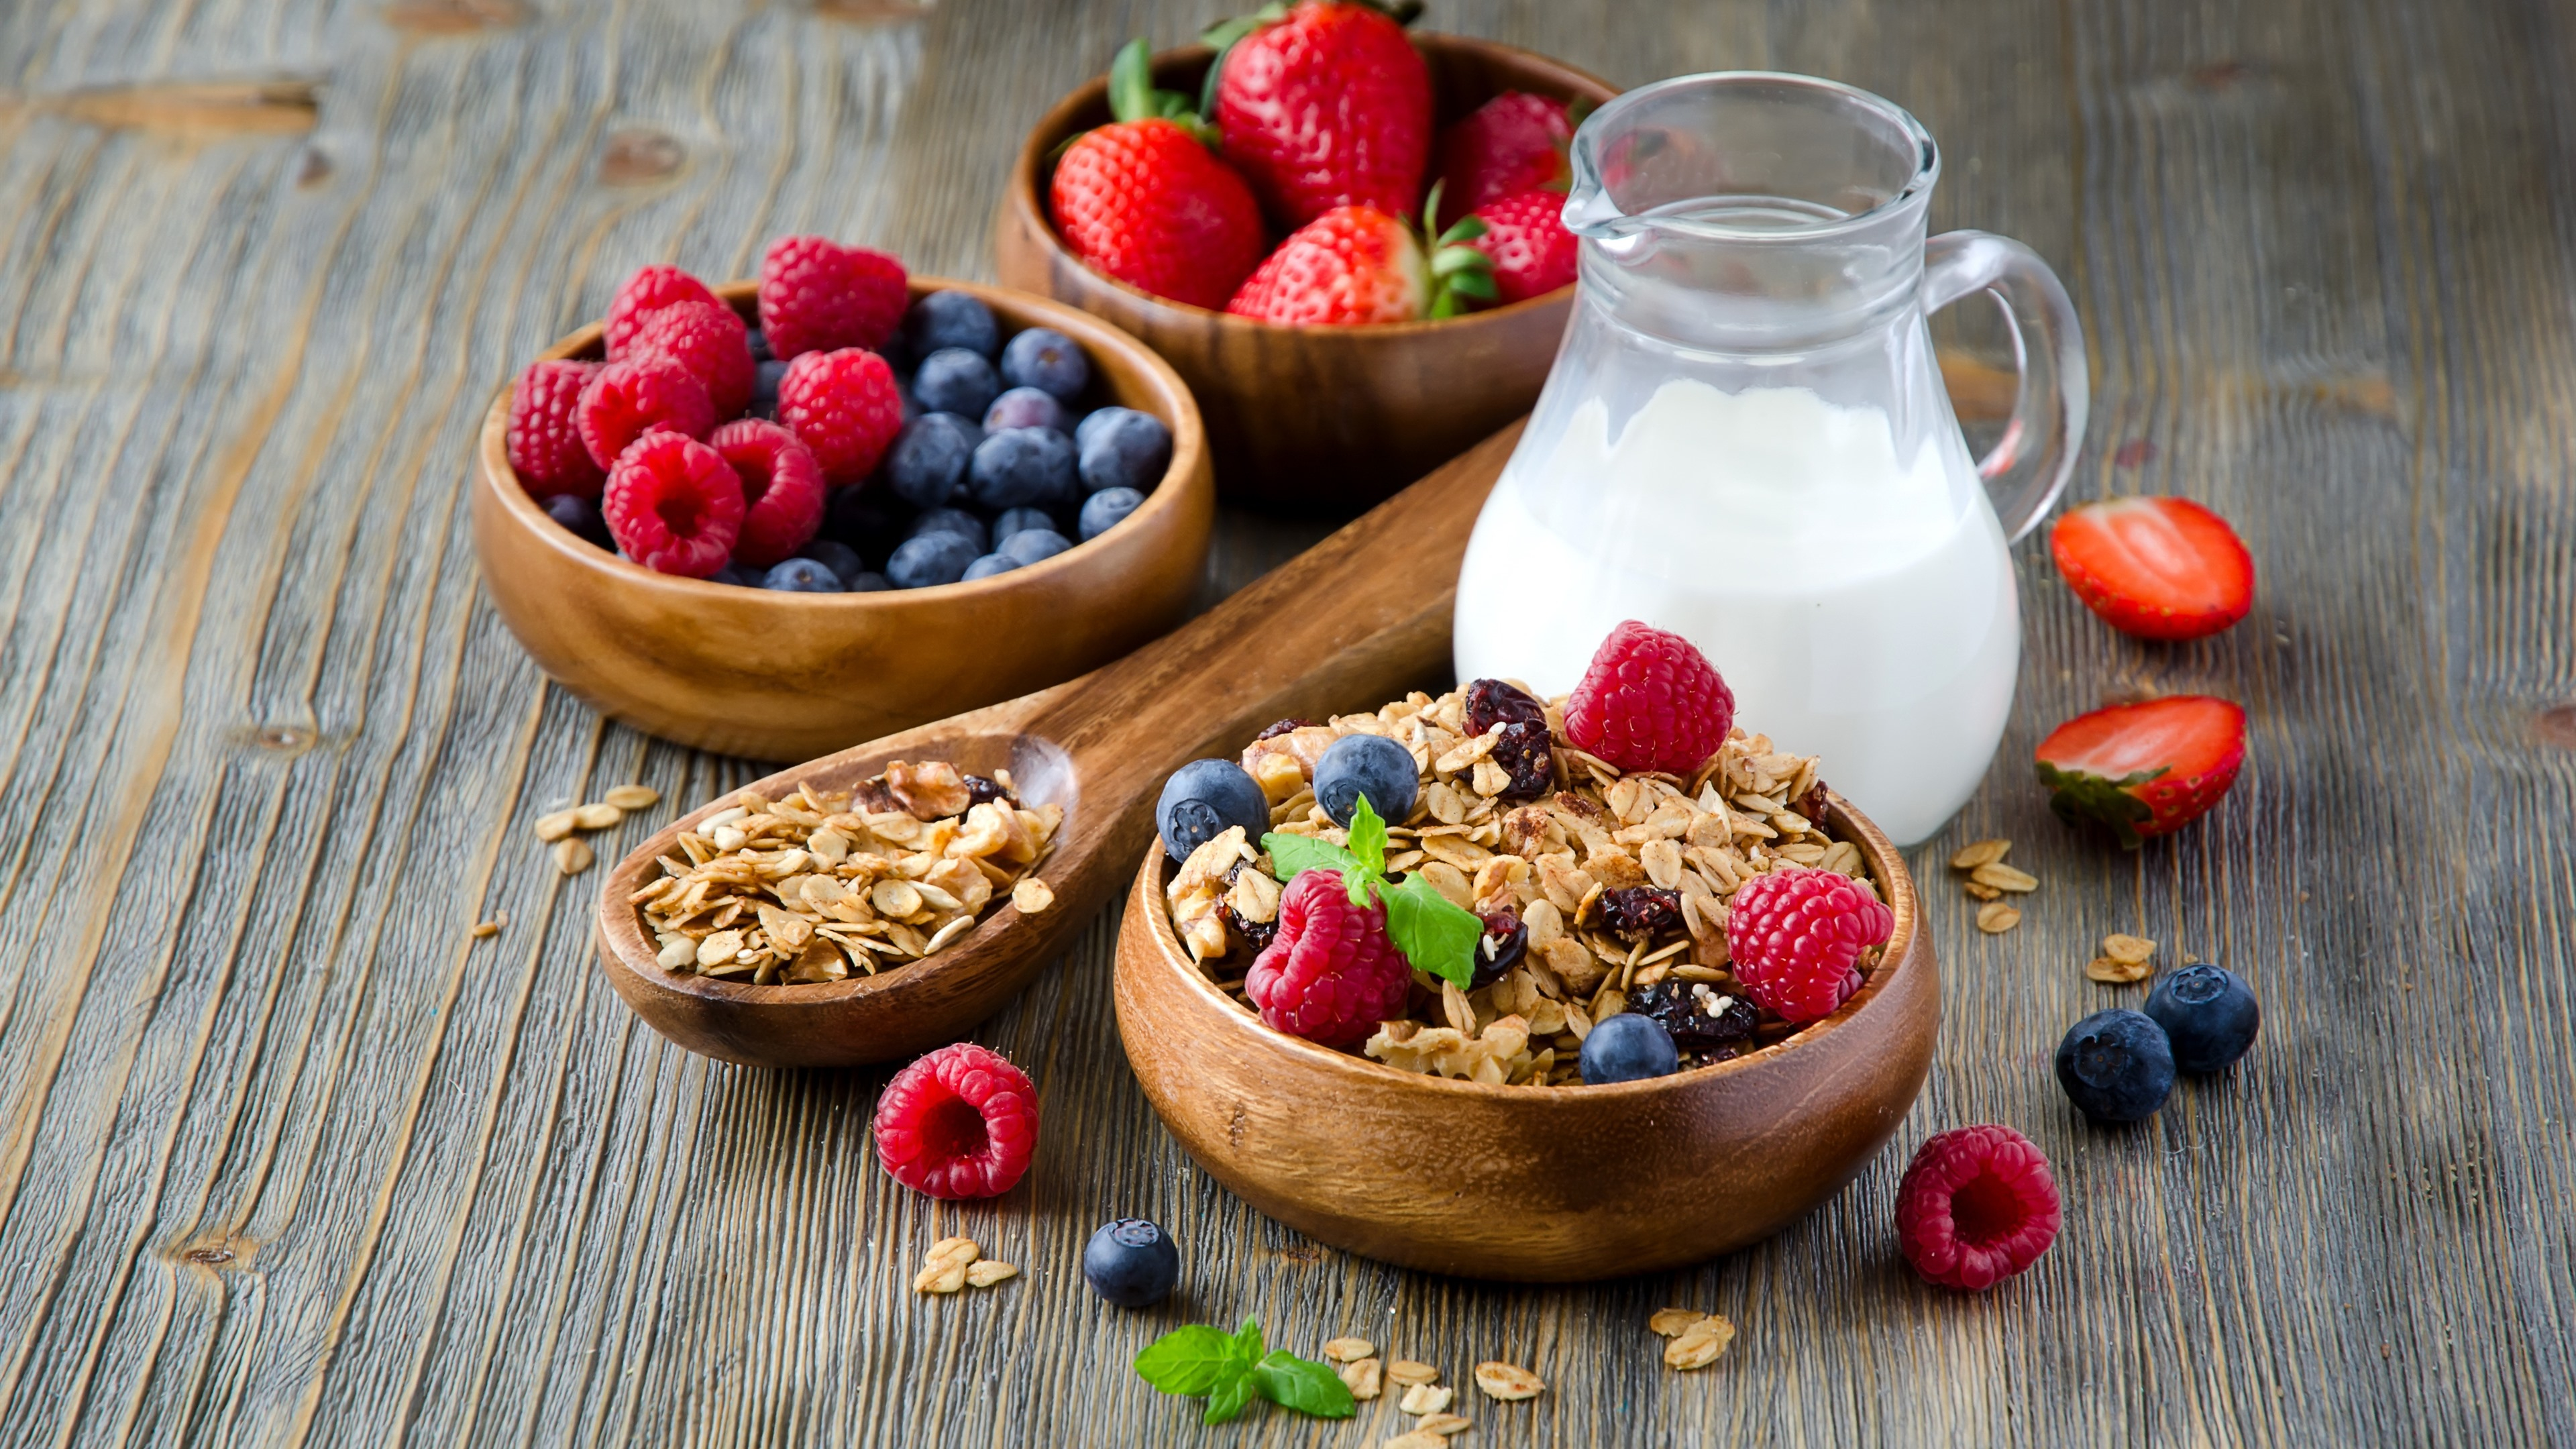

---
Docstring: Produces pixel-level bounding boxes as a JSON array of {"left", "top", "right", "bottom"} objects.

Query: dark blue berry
[
  {"left": 824, "top": 488, "right": 906, "bottom": 549},
  {"left": 913, "top": 347, "right": 1000, "bottom": 419},
  {"left": 961, "top": 553, "right": 1020, "bottom": 580},
  {"left": 885, "top": 532, "right": 977, "bottom": 589},
  {"left": 1000, "top": 326, "right": 1091, "bottom": 400},
  {"left": 967, "top": 427, "right": 1076, "bottom": 511},
  {"left": 1078, "top": 486, "right": 1143, "bottom": 541},
  {"left": 541, "top": 492, "right": 612, "bottom": 549},
  {"left": 999, "top": 528, "right": 1071, "bottom": 566},
  {"left": 760, "top": 557, "right": 842, "bottom": 592},
  {"left": 883, "top": 413, "right": 979, "bottom": 509},
  {"left": 1076, "top": 408, "right": 1172, "bottom": 494},
  {"left": 847, "top": 571, "right": 891, "bottom": 592},
  {"left": 992, "top": 506, "right": 1055, "bottom": 543},
  {"left": 908, "top": 506, "right": 987, "bottom": 553},
  {"left": 905, "top": 290, "right": 999, "bottom": 359},
  {"left": 875, "top": 329, "right": 914, "bottom": 374},
  {"left": 2143, "top": 964, "right": 2260, "bottom": 1073},
  {"left": 798, "top": 539, "right": 865, "bottom": 586},
  {"left": 1082, "top": 1218, "right": 1179, "bottom": 1308},
  {"left": 746, "top": 327, "right": 775, "bottom": 364},
  {"left": 708, "top": 562, "right": 759, "bottom": 588},
  {"left": 2055, "top": 1009, "right": 2176, "bottom": 1123},
  {"left": 749, "top": 358, "right": 790, "bottom": 419},
  {"left": 1579, "top": 1012, "right": 1679, "bottom": 1083},
  {"left": 1157, "top": 759, "right": 1270, "bottom": 861},
  {"left": 1313, "top": 733, "right": 1419, "bottom": 826},
  {"left": 983, "top": 386, "right": 1068, "bottom": 434}
]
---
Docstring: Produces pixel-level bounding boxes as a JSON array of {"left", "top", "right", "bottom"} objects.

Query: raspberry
[
  {"left": 604, "top": 264, "right": 720, "bottom": 358},
  {"left": 1895, "top": 1124, "right": 2061, "bottom": 1291},
  {"left": 707, "top": 419, "right": 824, "bottom": 567},
  {"left": 630, "top": 299, "right": 755, "bottom": 417},
  {"left": 1725, "top": 866, "right": 1894, "bottom": 1024},
  {"left": 577, "top": 356, "right": 715, "bottom": 471},
  {"left": 1562, "top": 620, "right": 1736, "bottom": 775},
  {"left": 1245, "top": 869, "right": 1414, "bottom": 1048},
  {"left": 758, "top": 235, "right": 908, "bottom": 360},
  {"left": 871, "top": 1042, "right": 1039, "bottom": 1199},
  {"left": 504, "top": 359, "right": 604, "bottom": 497},
  {"left": 600, "top": 433, "right": 744, "bottom": 578},
  {"left": 777, "top": 347, "right": 904, "bottom": 485}
]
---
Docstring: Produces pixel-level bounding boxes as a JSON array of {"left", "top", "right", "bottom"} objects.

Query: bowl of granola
[{"left": 1114, "top": 674, "right": 1938, "bottom": 1281}]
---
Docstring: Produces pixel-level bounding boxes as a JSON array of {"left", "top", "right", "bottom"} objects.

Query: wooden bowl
[
  {"left": 996, "top": 36, "right": 1618, "bottom": 512},
  {"left": 1114, "top": 792, "right": 1939, "bottom": 1281},
  {"left": 472, "top": 278, "right": 1213, "bottom": 762}
]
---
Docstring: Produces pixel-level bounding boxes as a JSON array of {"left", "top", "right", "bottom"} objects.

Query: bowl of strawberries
[{"left": 996, "top": 3, "right": 1617, "bottom": 511}]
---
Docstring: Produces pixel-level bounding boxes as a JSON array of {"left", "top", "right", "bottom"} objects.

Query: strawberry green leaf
[
  {"left": 1107, "top": 38, "right": 1157, "bottom": 125},
  {"left": 1436, "top": 215, "right": 1491, "bottom": 247},
  {"left": 1135, "top": 1325, "right": 1242, "bottom": 1396},
  {"left": 1252, "top": 1350, "right": 1358, "bottom": 1417},
  {"left": 1446, "top": 270, "right": 1499, "bottom": 299},
  {"left": 1383, "top": 874, "right": 1483, "bottom": 987},
  {"left": 1263, "top": 833, "right": 1360, "bottom": 885}
]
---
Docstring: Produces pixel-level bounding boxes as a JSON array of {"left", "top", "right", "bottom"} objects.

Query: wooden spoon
[{"left": 594, "top": 423, "right": 1523, "bottom": 1067}]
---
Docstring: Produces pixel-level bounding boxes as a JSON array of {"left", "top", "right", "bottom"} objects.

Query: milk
[{"left": 1452, "top": 378, "right": 2017, "bottom": 845}]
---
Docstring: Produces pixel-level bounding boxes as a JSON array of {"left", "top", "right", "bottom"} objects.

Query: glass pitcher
[{"left": 1452, "top": 72, "right": 2086, "bottom": 847}]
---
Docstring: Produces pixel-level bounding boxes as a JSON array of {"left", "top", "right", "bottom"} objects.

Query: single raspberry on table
[
  {"left": 577, "top": 356, "right": 715, "bottom": 470},
  {"left": 1562, "top": 619, "right": 1736, "bottom": 775},
  {"left": 505, "top": 359, "right": 604, "bottom": 497},
  {"left": 1895, "top": 1124, "right": 2061, "bottom": 1291},
  {"left": 777, "top": 347, "right": 904, "bottom": 485},
  {"left": 630, "top": 298, "right": 755, "bottom": 418},
  {"left": 1245, "top": 869, "right": 1413, "bottom": 1049},
  {"left": 1725, "top": 865, "right": 1894, "bottom": 1024},
  {"left": 600, "top": 432, "right": 744, "bottom": 578},
  {"left": 604, "top": 264, "right": 720, "bottom": 358},
  {"left": 758, "top": 235, "right": 908, "bottom": 360},
  {"left": 708, "top": 419, "right": 824, "bottom": 567},
  {"left": 871, "top": 1042, "right": 1039, "bottom": 1199}
]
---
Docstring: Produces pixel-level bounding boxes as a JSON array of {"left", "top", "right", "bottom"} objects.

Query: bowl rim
[
  {"left": 476, "top": 274, "right": 1208, "bottom": 607},
  {"left": 1006, "top": 32, "right": 1621, "bottom": 335},
  {"left": 1122, "top": 786, "right": 1924, "bottom": 1104}
]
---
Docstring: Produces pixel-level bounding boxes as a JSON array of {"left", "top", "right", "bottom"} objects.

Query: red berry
[
  {"left": 1210, "top": 0, "right": 1432, "bottom": 226},
  {"left": 1725, "top": 866, "right": 1894, "bottom": 1024},
  {"left": 2035, "top": 695, "right": 2247, "bottom": 847},
  {"left": 630, "top": 298, "right": 755, "bottom": 418},
  {"left": 1438, "top": 91, "right": 1574, "bottom": 213},
  {"left": 871, "top": 1042, "right": 1040, "bottom": 1200},
  {"left": 1466, "top": 188, "right": 1577, "bottom": 305},
  {"left": 505, "top": 359, "right": 604, "bottom": 497},
  {"left": 1895, "top": 1125, "right": 2061, "bottom": 1291},
  {"left": 2048, "top": 496, "right": 2255, "bottom": 641},
  {"left": 777, "top": 347, "right": 904, "bottom": 485},
  {"left": 757, "top": 235, "right": 908, "bottom": 361},
  {"left": 1226, "top": 205, "right": 1428, "bottom": 326},
  {"left": 600, "top": 432, "right": 744, "bottom": 578},
  {"left": 1562, "top": 620, "right": 1736, "bottom": 775},
  {"left": 1244, "top": 868, "right": 1413, "bottom": 1048},
  {"left": 1052, "top": 118, "right": 1270, "bottom": 311},
  {"left": 604, "top": 264, "right": 719, "bottom": 358},
  {"left": 709, "top": 419, "right": 824, "bottom": 567},
  {"left": 577, "top": 356, "right": 715, "bottom": 470}
]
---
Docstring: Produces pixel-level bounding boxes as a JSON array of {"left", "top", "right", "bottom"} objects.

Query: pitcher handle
[{"left": 1921, "top": 231, "right": 2089, "bottom": 543}]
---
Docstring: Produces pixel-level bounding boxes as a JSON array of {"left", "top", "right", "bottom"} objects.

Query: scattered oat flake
[
  {"left": 470, "top": 920, "right": 500, "bottom": 939},
  {"left": 1970, "top": 861, "right": 2038, "bottom": 893},
  {"left": 1012, "top": 877, "right": 1055, "bottom": 913},
  {"left": 1976, "top": 901, "right": 2022, "bottom": 934},
  {"left": 1324, "top": 1337, "right": 1375, "bottom": 1362},
  {"left": 1962, "top": 881, "right": 2002, "bottom": 902},
  {"left": 1648, "top": 1307, "right": 1708, "bottom": 1336},
  {"left": 2102, "top": 932, "right": 2156, "bottom": 964},
  {"left": 1949, "top": 838, "right": 2010, "bottom": 870},
  {"left": 912, "top": 1236, "right": 978, "bottom": 1294},
  {"left": 963, "top": 1259, "right": 1018, "bottom": 1287},
  {"left": 1386, "top": 1359, "right": 1440, "bottom": 1386},
  {"left": 604, "top": 784, "right": 660, "bottom": 810},
  {"left": 2087, "top": 955, "right": 2153, "bottom": 983},
  {"left": 1399, "top": 1383, "right": 1453, "bottom": 1415},
  {"left": 1340, "top": 1357, "right": 1382, "bottom": 1400},
  {"left": 1384, "top": 1433, "right": 1445, "bottom": 1449},
  {"left": 1417, "top": 1413, "right": 1472, "bottom": 1436},
  {"left": 535, "top": 809, "right": 578, "bottom": 842},
  {"left": 553, "top": 837, "right": 594, "bottom": 875},
  {"left": 574, "top": 802, "right": 623, "bottom": 830},
  {"left": 1664, "top": 1312, "right": 1735, "bottom": 1369},
  {"left": 1472, "top": 1361, "right": 1544, "bottom": 1400}
]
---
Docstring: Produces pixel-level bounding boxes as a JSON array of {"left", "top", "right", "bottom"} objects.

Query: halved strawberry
[
  {"left": 2049, "top": 496, "right": 2254, "bottom": 641},
  {"left": 2035, "top": 696, "right": 2247, "bottom": 848}
]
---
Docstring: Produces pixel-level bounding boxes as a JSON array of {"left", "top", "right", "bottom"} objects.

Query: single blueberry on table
[
  {"left": 1000, "top": 325, "right": 1091, "bottom": 400},
  {"left": 1579, "top": 1012, "right": 1679, "bottom": 1084},
  {"left": 1313, "top": 732, "right": 1419, "bottom": 828},
  {"left": 884, "top": 532, "right": 978, "bottom": 589},
  {"left": 983, "top": 385, "right": 1068, "bottom": 435},
  {"left": 998, "top": 528, "right": 1071, "bottom": 566},
  {"left": 2144, "top": 964, "right": 2261, "bottom": 1073},
  {"left": 912, "top": 347, "right": 1000, "bottom": 420},
  {"left": 749, "top": 358, "right": 790, "bottom": 419},
  {"left": 541, "top": 492, "right": 612, "bottom": 549},
  {"left": 797, "top": 539, "right": 865, "bottom": 586},
  {"left": 905, "top": 289, "right": 999, "bottom": 360},
  {"left": 907, "top": 506, "right": 987, "bottom": 553},
  {"left": 1157, "top": 759, "right": 1270, "bottom": 861},
  {"left": 991, "top": 506, "right": 1055, "bottom": 544},
  {"left": 1078, "top": 486, "right": 1143, "bottom": 541},
  {"left": 961, "top": 552, "right": 1020, "bottom": 580},
  {"left": 883, "top": 413, "right": 979, "bottom": 509},
  {"left": 2055, "top": 1008, "right": 2177, "bottom": 1123},
  {"left": 968, "top": 427, "right": 1076, "bottom": 511},
  {"left": 1076, "top": 407, "right": 1172, "bottom": 494},
  {"left": 846, "top": 570, "right": 891, "bottom": 592},
  {"left": 1082, "top": 1218, "right": 1179, "bottom": 1308},
  {"left": 760, "top": 557, "right": 842, "bottom": 592}
]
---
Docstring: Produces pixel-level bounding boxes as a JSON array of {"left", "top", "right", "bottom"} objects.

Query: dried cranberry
[
  {"left": 1601, "top": 885, "right": 1683, "bottom": 939},
  {"left": 1489, "top": 720, "right": 1554, "bottom": 800},
  {"left": 1797, "top": 777, "right": 1830, "bottom": 822},
  {"left": 1631, "top": 979, "right": 1758, "bottom": 1051},
  {"left": 962, "top": 773, "right": 1015, "bottom": 807},
  {"left": 1220, "top": 861, "right": 1279, "bottom": 953},
  {"left": 1252, "top": 718, "right": 1316, "bottom": 743},
  {"left": 1470, "top": 908, "right": 1527, "bottom": 989},
  {"left": 1464, "top": 678, "right": 1547, "bottom": 735}
]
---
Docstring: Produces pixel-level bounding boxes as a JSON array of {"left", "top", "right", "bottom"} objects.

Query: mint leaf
[
  {"left": 1252, "top": 1350, "right": 1358, "bottom": 1418},
  {"left": 1232, "top": 1317, "right": 1265, "bottom": 1364},
  {"left": 1263, "top": 833, "right": 1358, "bottom": 884},
  {"left": 1203, "top": 1371, "right": 1257, "bottom": 1424},
  {"left": 1344, "top": 794, "right": 1389, "bottom": 878},
  {"left": 1135, "top": 1326, "right": 1238, "bottom": 1396},
  {"left": 1383, "top": 874, "right": 1485, "bottom": 988}
]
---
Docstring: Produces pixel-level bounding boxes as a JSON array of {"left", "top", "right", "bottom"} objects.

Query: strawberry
[
  {"left": 1460, "top": 187, "right": 1576, "bottom": 304},
  {"left": 1051, "top": 40, "right": 1269, "bottom": 311},
  {"left": 2035, "top": 696, "right": 2247, "bottom": 848},
  {"left": 1204, "top": 1, "right": 1432, "bottom": 227},
  {"left": 2049, "top": 496, "right": 2255, "bottom": 641},
  {"left": 1225, "top": 202, "right": 1492, "bottom": 325},
  {"left": 1438, "top": 90, "right": 1577, "bottom": 212}
]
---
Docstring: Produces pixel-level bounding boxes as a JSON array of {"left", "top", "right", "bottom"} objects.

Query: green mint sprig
[
  {"left": 1134, "top": 1318, "right": 1354, "bottom": 1426},
  {"left": 1261, "top": 794, "right": 1487, "bottom": 989}
]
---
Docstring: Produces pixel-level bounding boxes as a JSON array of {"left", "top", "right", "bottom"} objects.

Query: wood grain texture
[{"left": 0, "top": 1, "right": 2568, "bottom": 1446}]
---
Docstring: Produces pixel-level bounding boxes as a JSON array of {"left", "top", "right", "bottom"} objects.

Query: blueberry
[
  {"left": 906, "top": 290, "right": 1000, "bottom": 360},
  {"left": 746, "top": 327, "right": 775, "bottom": 364},
  {"left": 847, "top": 571, "right": 891, "bottom": 592},
  {"left": 1579, "top": 1012, "right": 1680, "bottom": 1083},
  {"left": 541, "top": 492, "right": 612, "bottom": 549},
  {"left": 1082, "top": 1218, "right": 1179, "bottom": 1308},
  {"left": 983, "top": 385, "right": 1069, "bottom": 435},
  {"left": 1076, "top": 407, "right": 1172, "bottom": 494},
  {"left": 2055, "top": 1009, "right": 2177, "bottom": 1123},
  {"left": 2143, "top": 964, "right": 2261, "bottom": 1073},
  {"left": 1000, "top": 326, "right": 1091, "bottom": 400},
  {"left": 968, "top": 427, "right": 1076, "bottom": 511},
  {"left": 1078, "top": 486, "right": 1144, "bottom": 541},
  {"left": 908, "top": 506, "right": 987, "bottom": 553},
  {"left": 961, "top": 553, "right": 1020, "bottom": 580},
  {"left": 749, "top": 358, "right": 790, "bottom": 419},
  {"left": 885, "top": 532, "right": 977, "bottom": 589},
  {"left": 999, "top": 528, "right": 1071, "bottom": 566},
  {"left": 883, "top": 413, "right": 979, "bottom": 509},
  {"left": 1313, "top": 733, "right": 1419, "bottom": 827},
  {"left": 824, "top": 488, "right": 906, "bottom": 549},
  {"left": 709, "top": 562, "right": 759, "bottom": 588},
  {"left": 1157, "top": 759, "right": 1270, "bottom": 861},
  {"left": 991, "top": 506, "right": 1055, "bottom": 543},
  {"left": 798, "top": 539, "right": 865, "bottom": 586},
  {"left": 913, "top": 347, "right": 1000, "bottom": 419},
  {"left": 760, "top": 557, "right": 842, "bottom": 592},
  {"left": 874, "top": 329, "right": 914, "bottom": 374}
]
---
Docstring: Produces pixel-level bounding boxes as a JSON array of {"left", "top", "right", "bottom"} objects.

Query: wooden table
[{"left": 3, "top": 1, "right": 2571, "bottom": 1443}]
